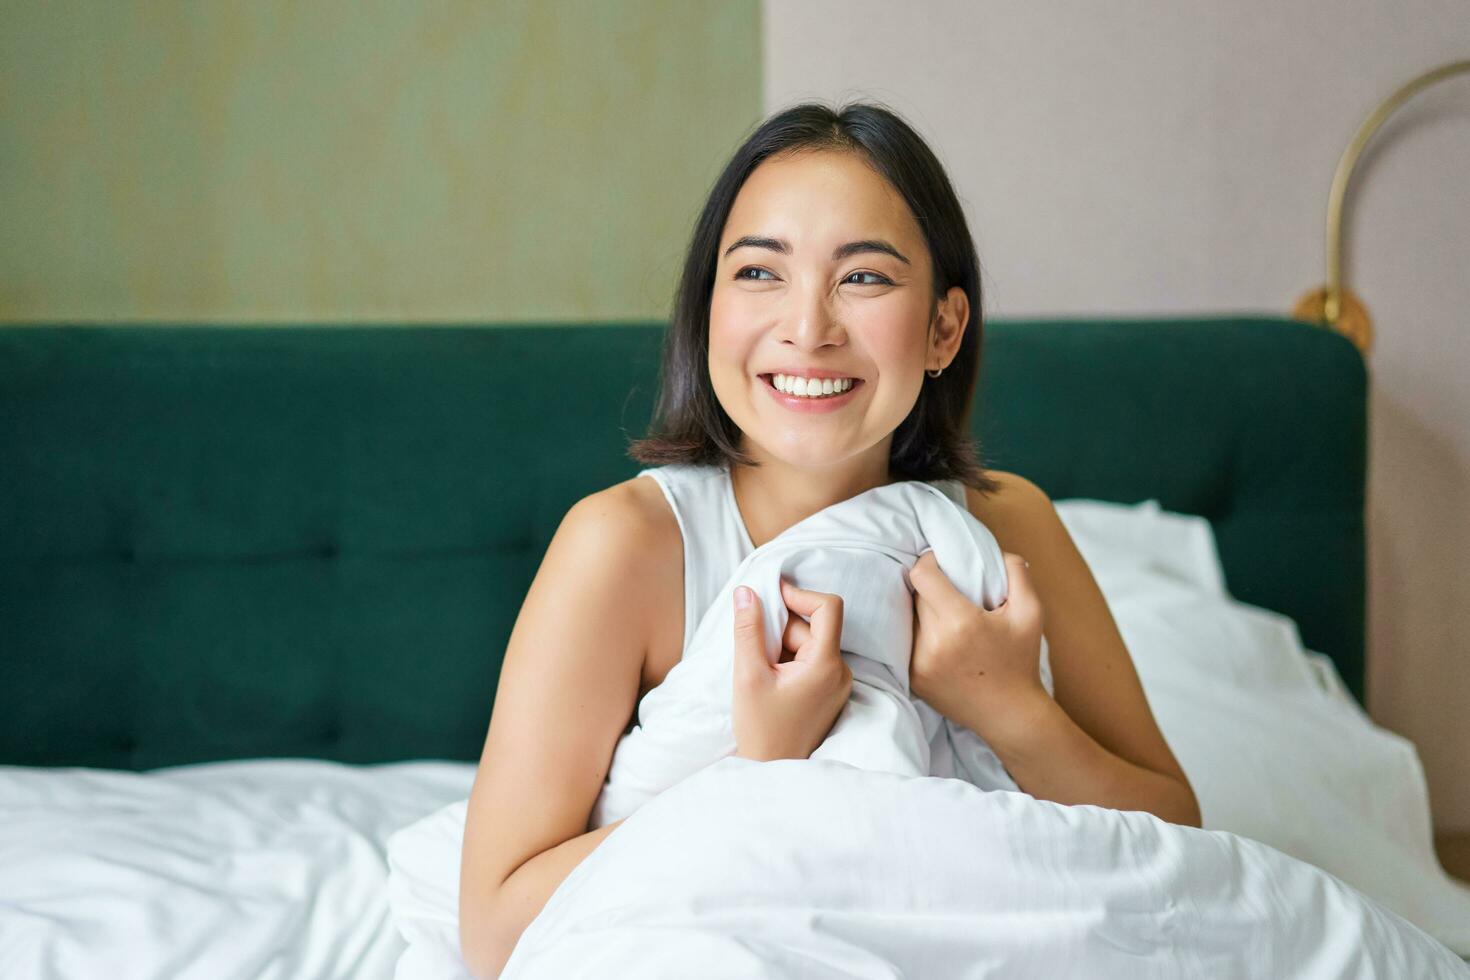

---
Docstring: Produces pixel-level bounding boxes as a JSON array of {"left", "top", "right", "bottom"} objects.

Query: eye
[
  {"left": 844, "top": 271, "right": 893, "bottom": 286},
  {"left": 734, "top": 266, "right": 778, "bottom": 281}
]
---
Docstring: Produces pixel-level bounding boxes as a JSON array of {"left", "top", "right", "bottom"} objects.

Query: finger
[
  {"left": 911, "top": 584, "right": 960, "bottom": 647},
  {"left": 794, "top": 591, "right": 844, "bottom": 665},
  {"left": 911, "top": 582, "right": 940, "bottom": 626},
  {"left": 907, "top": 550, "right": 973, "bottom": 618},
  {"left": 781, "top": 608, "right": 812, "bottom": 652},
  {"left": 779, "top": 577, "right": 837, "bottom": 619},
  {"left": 732, "top": 586, "right": 773, "bottom": 682},
  {"left": 998, "top": 553, "right": 1042, "bottom": 624},
  {"left": 778, "top": 578, "right": 816, "bottom": 648}
]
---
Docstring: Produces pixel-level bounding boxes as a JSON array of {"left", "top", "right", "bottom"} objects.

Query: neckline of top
[
  {"left": 721, "top": 465, "right": 758, "bottom": 555},
  {"left": 719, "top": 465, "right": 965, "bottom": 554}
]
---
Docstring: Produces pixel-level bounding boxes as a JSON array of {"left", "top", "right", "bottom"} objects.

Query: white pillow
[
  {"left": 1054, "top": 497, "right": 1470, "bottom": 953},
  {"left": 386, "top": 498, "right": 1470, "bottom": 974},
  {"left": 1053, "top": 496, "right": 1227, "bottom": 597}
]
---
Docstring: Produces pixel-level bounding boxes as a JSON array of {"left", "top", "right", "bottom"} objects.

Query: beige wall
[
  {"left": 763, "top": 1, "right": 1470, "bottom": 829},
  {"left": 0, "top": 1, "right": 762, "bottom": 322}
]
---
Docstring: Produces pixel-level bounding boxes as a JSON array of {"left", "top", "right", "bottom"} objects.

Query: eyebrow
[{"left": 722, "top": 235, "right": 910, "bottom": 266}]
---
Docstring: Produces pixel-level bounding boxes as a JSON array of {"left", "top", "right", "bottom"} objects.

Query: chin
[{"left": 749, "top": 430, "right": 868, "bottom": 471}]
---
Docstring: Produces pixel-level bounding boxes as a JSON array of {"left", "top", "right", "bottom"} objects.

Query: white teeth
[{"left": 770, "top": 374, "right": 856, "bottom": 398}]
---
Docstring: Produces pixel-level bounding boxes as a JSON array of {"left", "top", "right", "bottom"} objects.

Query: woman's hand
[
  {"left": 731, "top": 578, "right": 853, "bottom": 762},
  {"left": 908, "top": 551, "right": 1049, "bottom": 745}
]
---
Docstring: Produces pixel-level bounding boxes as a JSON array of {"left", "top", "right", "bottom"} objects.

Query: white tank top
[{"left": 636, "top": 463, "right": 969, "bottom": 658}]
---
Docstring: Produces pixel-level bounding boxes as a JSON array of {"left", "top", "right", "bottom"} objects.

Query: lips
[
  {"left": 757, "top": 373, "right": 864, "bottom": 393},
  {"left": 757, "top": 373, "right": 865, "bottom": 413}
]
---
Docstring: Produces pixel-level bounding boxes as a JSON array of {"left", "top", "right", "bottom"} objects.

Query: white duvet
[
  {"left": 2, "top": 498, "right": 1467, "bottom": 978},
  {"left": 592, "top": 479, "right": 1054, "bottom": 829},
  {"left": 393, "top": 498, "right": 1470, "bottom": 979},
  {"left": 496, "top": 755, "right": 1466, "bottom": 978}
]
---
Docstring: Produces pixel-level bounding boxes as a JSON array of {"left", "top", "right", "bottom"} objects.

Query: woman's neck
[{"left": 728, "top": 444, "right": 895, "bottom": 549}]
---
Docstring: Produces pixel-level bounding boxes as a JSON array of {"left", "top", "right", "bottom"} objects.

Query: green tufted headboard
[{"left": 0, "top": 316, "right": 1366, "bottom": 769}]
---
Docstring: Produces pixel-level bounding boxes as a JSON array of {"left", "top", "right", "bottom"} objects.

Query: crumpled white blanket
[
  {"left": 501, "top": 757, "right": 1470, "bottom": 979},
  {"left": 589, "top": 480, "right": 1054, "bottom": 828},
  {"left": 387, "top": 496, "right": 1470, "bottom": 978}
]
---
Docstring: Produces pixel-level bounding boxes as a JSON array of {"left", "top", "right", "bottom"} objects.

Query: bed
[{"left": 2, "top": 315, "right": 1466, "bottom": 977}]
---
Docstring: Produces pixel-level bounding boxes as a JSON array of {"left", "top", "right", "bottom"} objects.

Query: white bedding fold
[
  {"left": 506, "top": 757, "right": 1470, "bottom": 979},
  {"left": 0, "top": 759, "right": 473, "bottom": 980},
  {"left": 590, "top": 480, "right": 1054, "bottom": 828}
]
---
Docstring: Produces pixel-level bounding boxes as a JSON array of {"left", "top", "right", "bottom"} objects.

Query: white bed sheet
[
  {"left": 2, "top": 497, "right": 1466, "bottom": 978},
  {"left": 0, "top": 759, "right": 473, "bottom": 979}
]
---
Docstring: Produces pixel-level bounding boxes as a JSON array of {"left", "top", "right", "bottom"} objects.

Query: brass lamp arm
[{"left": 1295, "top": 59, "right": 1470, "bottom": 353}]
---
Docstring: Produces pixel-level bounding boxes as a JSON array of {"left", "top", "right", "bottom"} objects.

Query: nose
[{"left": 779, "top": 281, "right": 847, "bottom": 353}]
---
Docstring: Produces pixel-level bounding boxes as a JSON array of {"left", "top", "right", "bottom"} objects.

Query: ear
[{"left": 927, "top": 286, "right": 970, "bottom": 372}]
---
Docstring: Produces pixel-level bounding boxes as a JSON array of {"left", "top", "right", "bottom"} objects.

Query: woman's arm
[
  {"left": 468, "top": 817, "right": 625, "bottom": 978},
  {"left": 960, "top": 474, "right": 1202, "bottom": 827},
  {"left": 459, "top": 482, "right": 681, "bottom": 978},
  {"left": 953, "top": 681, "right": 1200, "bottom": 826}
]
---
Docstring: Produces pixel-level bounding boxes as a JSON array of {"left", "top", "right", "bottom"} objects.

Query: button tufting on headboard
[{"left": 0, "top": 318, "right": 1366, "bottom": 768}]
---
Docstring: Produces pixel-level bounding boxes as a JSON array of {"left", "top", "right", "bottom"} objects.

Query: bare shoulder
[
  {"left": 517, "top": 475, "right": 684, "bottom": 659},
  {"left": 962, "top": 469, "right": 1081, "bottom": 601},
  {"left": 562, "top": 474, "right": 682, "bottom": 569},
  {"left": 561, "top": 475, "right": 685, "bottom": 692},
  {"left": 962, "top": 470, "right": 1058, "bottom": 553},
  {"left": 573, "top": 473, "right": 682, "bottom": 567}
]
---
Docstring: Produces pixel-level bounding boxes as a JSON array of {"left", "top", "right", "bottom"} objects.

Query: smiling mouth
[{"left": 758, "top": 373, "right": 858, "bottom": 399}]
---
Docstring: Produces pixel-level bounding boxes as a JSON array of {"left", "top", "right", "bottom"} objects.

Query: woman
[{"left": 458, "top": 101, "right": 1200, "bottom": 978}]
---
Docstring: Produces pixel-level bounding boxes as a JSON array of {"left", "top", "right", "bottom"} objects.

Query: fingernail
[{"left": 735, "top": 586, "right": 752, "bottom": 610}]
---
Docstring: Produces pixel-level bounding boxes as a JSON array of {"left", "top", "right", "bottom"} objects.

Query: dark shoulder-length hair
[{"left": 628, "top": 100, "right": 1000, "bottom": 495}]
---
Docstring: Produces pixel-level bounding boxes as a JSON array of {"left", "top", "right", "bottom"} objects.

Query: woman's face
[{"left": 708, "top": 148, "right": 966, "bottom": 472}]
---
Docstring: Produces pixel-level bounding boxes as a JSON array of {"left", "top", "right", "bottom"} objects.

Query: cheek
[
  {"left": 849, "top": 300, "right": 929, "bottom": 401},
  {"left": 860, "top": 346, "right": 927, "bottom": 439},
  {"left": 706, "top": 290, "right": 764, "bottom": 412},
  {"left": 708, "top": 292, "right": 757, "bottom": 376},
  {"left": 709, "top": 282, "right": 766, "bottom": 333},
  {"left": 707, "top": 289, "right": 738, "bottom": 351}
]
